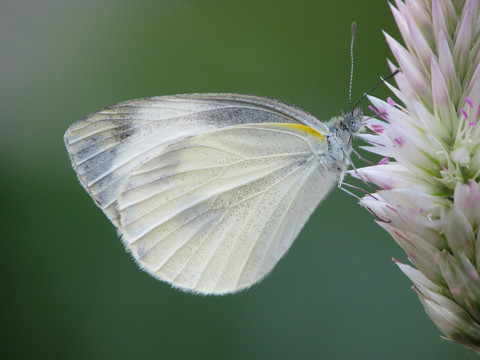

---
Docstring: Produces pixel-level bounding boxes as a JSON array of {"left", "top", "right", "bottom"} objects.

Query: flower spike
[{"left": 357, "top": 0, "right": 480, "bottom": 353}]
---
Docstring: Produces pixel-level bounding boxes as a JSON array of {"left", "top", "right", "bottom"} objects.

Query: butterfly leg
[
  {"left": 351, "top": 147, "right": 375, "bottom": 165},
  {"left": 339, "top": 182, "right": 391, "bottom": 223},
  {"left": 342, "top": 149, "right": 372, "bottom": 188}
]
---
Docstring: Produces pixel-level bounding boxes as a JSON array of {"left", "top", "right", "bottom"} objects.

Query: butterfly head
[
  {"left": 324, "top": 107, "right": 364, "bottom": 172},
  {"left": 326, "top": 107, "right": 364, "bottom": 143},
  {"left": 343, "top": 107, "right": 363, "bottom": 134}
]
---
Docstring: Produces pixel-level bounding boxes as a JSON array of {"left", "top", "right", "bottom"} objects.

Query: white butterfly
[{"left": 64, "top": 93, "right": 364, "bottom": 294}]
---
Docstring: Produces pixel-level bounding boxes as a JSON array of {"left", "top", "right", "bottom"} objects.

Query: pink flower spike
[
  {"left": 465, "top": 97, "right": 474, "bottom": 108},
  {"left": 394, "top": 137, "right": 404, "bottom": 147},
  {"left": 371, "top": 124, "right": 385, "bottom": 133},
  {"left": 361, "top": 1, "right": 480, "bottom": 351},
  {"left": 378, "top": 157, "right": 389, "bottom": 165}
]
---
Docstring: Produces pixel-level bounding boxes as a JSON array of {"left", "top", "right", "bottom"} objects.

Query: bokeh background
[{"left": 1, "top": 1, "right": 477, "bottom": 359}]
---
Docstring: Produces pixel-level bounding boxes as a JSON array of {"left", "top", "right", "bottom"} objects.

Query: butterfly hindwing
[{"left": 116, "top": 123, "right": 335, "bottom": 293}]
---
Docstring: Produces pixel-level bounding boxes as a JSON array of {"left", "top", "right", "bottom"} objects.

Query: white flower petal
[
  {"left": 431, "top": 57, "right": 457, "bottom": 132},
  {"left": 453, "top": 6, "right": 472, "bottom": 79},
  {"left": 390, "top": 2, "right": 411, "bottom": 46},
  {"left": 438, "top": 30, "right": 462, "bottom": 103},
  {"left": 385, "top": 32, "right": 430, "bottom": 99},
  {"left": 452, "top": 180, "right": 480, "bottom": 231},
  {"left": 395, "top": 261, "right": 441, "bottom": 293},
  {"left": 451, "top": 146, "right": 470, "bottom": 165},
  {"left": 404, "top": 0, "right": 431, "bottom": 37},
  {"left": 387, "top": 59, "right": 415, "bottom": 101},
  {"left": 432, "top": 0, "right": 450, "bottom": 46},
  {"left": 443, "top": 207, "right": 476, "bottom": 262},
  {"left": 354, "top": 163, "right": 411, "bottom": 189},
  {"left": 406, "top": 15, "right": 434, "bottom": 69},
  {"left": 380, "top": 223, "right": 444, "bottom": 283}
]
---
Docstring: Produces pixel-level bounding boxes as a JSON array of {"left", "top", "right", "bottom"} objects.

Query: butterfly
[{"left": 64, "top": 92, "right": 364, "bottom": 294}]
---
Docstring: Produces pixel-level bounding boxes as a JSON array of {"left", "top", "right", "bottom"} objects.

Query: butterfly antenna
[
  {"left": 348, "top": 22, "right": 357, "bottom": 112},
  {"left": 339, "top": 183, "right": 392, "bottom": 223},
  {"left": 352, "top": 69, "right": 400, "bottom": 110}
]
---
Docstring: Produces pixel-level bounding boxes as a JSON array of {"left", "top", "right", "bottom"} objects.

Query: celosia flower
[{"left": 355, "top": 0, "right": 480, "bottom": 353}]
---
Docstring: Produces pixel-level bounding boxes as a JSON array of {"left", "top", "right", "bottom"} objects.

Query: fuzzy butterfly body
[{"left": 65, "top": 93, "right": 363, "bottom": 294}]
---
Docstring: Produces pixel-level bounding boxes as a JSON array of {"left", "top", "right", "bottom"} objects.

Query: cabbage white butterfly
[
  {"left": 64, "top": 23, "right": 372, "bottom": 295},
  {"left": 64, "top": 94, "right": 364, "bottom": 294}
]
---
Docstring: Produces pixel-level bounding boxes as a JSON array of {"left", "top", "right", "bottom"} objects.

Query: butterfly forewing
[{"left": 65, "top": 94, "right": 335, "bottom": 294}]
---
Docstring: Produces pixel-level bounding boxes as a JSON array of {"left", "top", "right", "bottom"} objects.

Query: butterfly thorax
[{"left": 324, "top": 107, "right": 363, "bottom": 173}]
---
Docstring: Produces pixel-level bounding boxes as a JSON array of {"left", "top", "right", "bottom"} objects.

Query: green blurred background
[{"left": 1, "top": 1, "right": 476, "bottom": 359}]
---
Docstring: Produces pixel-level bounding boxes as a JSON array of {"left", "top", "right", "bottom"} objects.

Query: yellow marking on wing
[{"left": 278, "top": 123, "right": 327, "bottom": 144}]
